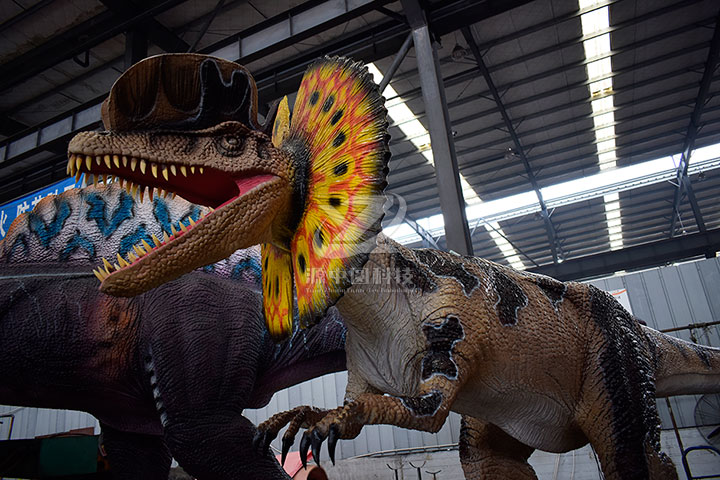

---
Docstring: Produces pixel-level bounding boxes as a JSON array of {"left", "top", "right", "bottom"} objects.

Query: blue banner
[{"left": 0, "top": 177, "right": 81, "bottom": 240}]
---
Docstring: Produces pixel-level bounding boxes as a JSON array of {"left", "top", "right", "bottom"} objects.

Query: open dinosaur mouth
[{"left": 66, "top": 152, "right": 276, "bottom": 283}]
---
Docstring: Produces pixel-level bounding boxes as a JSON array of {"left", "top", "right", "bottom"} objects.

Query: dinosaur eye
[{"left": 215, "top": 135, "right": 245, "bottom": 156}]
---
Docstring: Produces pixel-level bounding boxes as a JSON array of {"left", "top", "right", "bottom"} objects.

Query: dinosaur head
[
  {"left": 68, "top": 54, "right": 294, "bottom": 297},
  {"left": 68, "top": 54, "right": 390, "bottom": 341}
]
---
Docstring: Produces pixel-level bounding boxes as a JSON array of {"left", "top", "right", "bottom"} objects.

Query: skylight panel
[
  {"left": 367, "top": 63, "right": 526, "bottom": 269},
  {"left": 579, "top": 0, "right": 623, "bottom": 251}
]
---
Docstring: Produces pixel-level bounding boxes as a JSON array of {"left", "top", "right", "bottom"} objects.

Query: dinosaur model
[
  {"left": 0, "top": 182, "right": 347, "bottom": 480},
  {"left": 66, "top": 53, "right": 720, "bottom": 479}
]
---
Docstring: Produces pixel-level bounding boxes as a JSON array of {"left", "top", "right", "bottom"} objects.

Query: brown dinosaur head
[
  {"left": 68, "top": 54, "right": 294, "bottom": 297},
  {"left": 68, "top": 54, "right": 389, "bottom": 340}
]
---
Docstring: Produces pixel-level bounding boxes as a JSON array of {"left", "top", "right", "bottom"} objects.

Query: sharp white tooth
[
  {"left": 118, "top": 177, "right": 125, "bottom": 188},
  {"left": 152, "top": 234, "right": 161, "bottom": 247},
  {"left": 104, "top": 155, "right": 112, "bottom": 169},
  {"left": 128, "top": 252, "right": 138, "bottom": 262},
  {"left": 163, "top": 231, "right": 170, "bottom": 243},
  {"left": 191, "top": 166, "right": 195, "bottom": 174},
  {"left": 66, "top": 157, "right": 73, "bottom": 175},
  {"left": 209, "top": 207, "right": 215, "bottom": 212},
  {"left": 180, "top": 166, "right": 187, "bottom": 177},
  {"left": 134, "top": 245, "right": 145, "bottom": 257},
  {"left": 188, "top": 217, "right": 196, "bottom": 226},
  {"left": 171, "top": 192, "right": 176, "bottom": 199},
  {"left": 114, "top": 263, "right": 121, "bottom": 271},
  {"left": 139, "top": 187, "right": 145, "bottom": 203},
  {"left": 163, "top": 190, "right": 169, "bottom": 198},
  {"left": 122, "top": 156, "right": 128, "bottom": 167},
  {"left": 124, "top": 182, "right": 132, "bottom": 195},
  {"left": 148, "top": 187, "right": 155, "bottom": 201},
  {"left": 131, "top": 183, "right": 138, "bottom": 198},
  {"left": 113, "top": 155, "right": 120, "bottom": 168},
  {"left": 93, "top": 176, "right": 99, "bottom": 187},
  {"left": 75, "top": 170, "right": 82, "bottom": 183},
  {"left": 130, "top": 158, "right": 137, "bottom": 172},
  {"left": 170, "top": 165, "right": 177, "bottom": 176},
  {"left": 141, "top": 239, "right": 153, "bottom": 252},
  {"left": 157, "top": 188, "right": 164, "bottom": 198},
  {"left": 93, "top": 268, "right": 104, "bottom": 282},
  {"left": 117, "top": 253, "right": 129, "bottom": 268},
  {"left": 179, "top": 221, "right": 187, "bottom": 233},
  {"left": 151, "top": 163, "right": 158, "bottom": 179},
  {"left": 95, "top": 156, "right": 102, "bottom": 166},
  {"left": 86, "top": 155, "right": 93, "bottom": 171},
  {"left": 171, "top": 225, "right": 178, "bottom": 236},
  {"left": 140, "top": 159, "right": 147, "bottom": 174},
  {"left": 75, "top": 155, "right": 82, "bottom": 172},
  {"left": 199, "top": 167, "right": 204, "bottom": 174},
  {"left": 162, "top": 166, "right": 169, "bottom": 181}
]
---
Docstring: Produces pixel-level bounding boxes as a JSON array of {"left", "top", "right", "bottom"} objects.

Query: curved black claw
[
  {"left": 281, "top": 436, "right": 294, "bottom": 467},
  {"left": 327, "top": 424, "right": 339, "bottom": 465},
  {"left": 299, "top": 431, "right": 311, "bottom": 469},
  {"left": 310, "top": 429, "right": 324, "bottom": 465},
  {"left": 252, "top": 429, "right": 264, "bottom": 452}
]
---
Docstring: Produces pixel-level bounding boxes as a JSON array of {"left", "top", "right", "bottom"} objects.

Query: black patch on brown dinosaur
[
  {"left": 421, "top": 315, "right": 464, "bottom": 381},
  {"left": 534, "top": 274, "right": 567, "bottom": 309},
  {"left": 392, "top": 252, "right": 437, "bottom": 293},
  {"left": 414, "top": 249, "right": 479, "bottom": 296},
  {"left": 589, "top": 285, "right": 666, "bottom": 479},
  {"left": 492, "top": 267, "right": 529, "bottom": 326},
  {"left": 398, "top": 390, "right": 443, "bottom": 417}
]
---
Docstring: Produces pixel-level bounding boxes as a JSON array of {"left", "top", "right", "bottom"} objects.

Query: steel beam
[
  {"left": 400, "top": 0, "right": 473, "bottom": 255},
  {"left": 124, "top": 30, "right": 149, "bottom": 70},
  {"left": 669, "top": 13, "right": 720, "bottom": 237},
  {"left": 379, "top": 33, "right": 414, "bottom": 94},
  {"left": 0, "top": 0, "right": 189, "bottom": 94},
  {"left": 530, "top": 228, "right": 720, "bottom": 281},
  {"left": 461, "top": 26, "right": 560, "bottom": 263}
]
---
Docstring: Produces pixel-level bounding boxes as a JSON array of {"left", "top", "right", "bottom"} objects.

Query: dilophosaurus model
[
  {"left": 0, "top": 182, "right": 347, "bottom": 480},
  {"left": 68, "top": 53, "right": 720, "bottom": 479}
]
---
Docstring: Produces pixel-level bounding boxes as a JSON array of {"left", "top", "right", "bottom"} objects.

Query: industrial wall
[{"left": 2, "top": 256, "right": 719, "bottom": 472}]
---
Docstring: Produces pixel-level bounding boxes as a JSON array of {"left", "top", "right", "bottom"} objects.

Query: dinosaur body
[
  {"left": 0, "top": 184, "right": 347, "bottom": 480},
  {"left": 65, "top": 54, "right": 720, "bottom": 479}
]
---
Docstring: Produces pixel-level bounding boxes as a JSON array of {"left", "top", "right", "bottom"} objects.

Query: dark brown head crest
[{"left": 101, "top": 54, "right": 260, "bottom": 132}]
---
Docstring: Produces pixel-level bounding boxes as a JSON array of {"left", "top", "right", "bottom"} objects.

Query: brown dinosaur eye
[{"left": 216, "top": 135, "right": 245, "bottom": 156}]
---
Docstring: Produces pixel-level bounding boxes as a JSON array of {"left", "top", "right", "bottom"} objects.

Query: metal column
[
  {"left": 401, "top": 0, "right": 473, "bottom": 255},
  {"left": 124, "top": 30, "right": 148, "bottom": 70}
]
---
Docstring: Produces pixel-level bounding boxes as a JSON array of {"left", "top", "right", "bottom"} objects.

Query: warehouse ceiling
[{"left": 1, "top": 0, "right": 719, "bottom": 279}]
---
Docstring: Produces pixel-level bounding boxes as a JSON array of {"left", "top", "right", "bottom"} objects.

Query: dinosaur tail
[{"left": 643, "top": 326, "right": 720, "bottom": 397}]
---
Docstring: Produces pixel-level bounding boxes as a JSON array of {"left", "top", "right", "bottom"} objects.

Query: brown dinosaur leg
[
  {"left": 459, "top": 416, "right": 537, "bottom": 480},
  {"left": 576, "top": 390, "right": 677, "bottom": 480}
]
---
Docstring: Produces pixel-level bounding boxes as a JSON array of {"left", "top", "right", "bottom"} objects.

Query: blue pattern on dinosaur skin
[
  {"left": 231, "top": 258, "right": 262, "bottom": 282},
  {"left": 60, "top": 231, "right": 96, "bottom": 261},
  {"left": 119, "top": 225, "right": 154, "bottom": 257},
  {"left": 86, "top": 191, "right": 134, "bottom": 237},
  {"left": 28, "top": 199, "right": 71, "bottom": 248},
  {"left": 153, "top": 198, "right": 202, "bottom": 236},
  {"left": 5, "top": 234, "right": 29, "bottom": 260}
]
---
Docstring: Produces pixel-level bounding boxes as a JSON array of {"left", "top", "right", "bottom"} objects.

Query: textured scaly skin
[
  {"left": 0, "top": 184, "right": 347, "bottom": 480},
  {"left": 65, "top": 55, "right": 720, "bottom": 479}
]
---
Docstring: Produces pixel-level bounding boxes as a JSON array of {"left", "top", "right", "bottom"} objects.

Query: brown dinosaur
[{"left": 66, "top": 53, "right": 720, "bottom": 479}]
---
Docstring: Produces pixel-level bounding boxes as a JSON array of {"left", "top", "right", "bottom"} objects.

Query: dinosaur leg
[
  {"left": 458, "top": 416, "right": 537, "bottom": 480},
  {"left": 163, "top": 413, "right": 290, "bottom": 480},
  {"left": 576, "top": 391, "right": 677, "bottom": 480},
  {"left": 100, "top": 423, "right": 171, "bottom": 480}
]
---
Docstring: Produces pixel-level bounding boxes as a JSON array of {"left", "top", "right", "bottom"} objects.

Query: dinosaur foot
[
  {"left": 253, "top": 405, "right": 330, "bottom": 466},
  {"left": 292, "top": 405, "right": 364, "bottom": 468}
]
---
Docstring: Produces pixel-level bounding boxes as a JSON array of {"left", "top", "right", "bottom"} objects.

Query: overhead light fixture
[{"left": 452, "top": 44, "right": 467, "bottom": 61}]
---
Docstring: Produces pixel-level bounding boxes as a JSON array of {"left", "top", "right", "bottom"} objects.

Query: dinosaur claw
[
  {"left": 299, "top": 431, "right": 311, "bottom": 469},
  {"left": 327, "top": 424, "right": 339, "bottom": 465},
  {"left": 252, "top": 429, "right": 264, "bottom": 452},
  {"left": 263, "top": 430, "right": 278, "bottom": 453},
  {"left": 311, "top": 429, "right": 323, "bottom": 465},
  {"left": 281, "top": 436, "right": 294, "bottom": 467}
]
